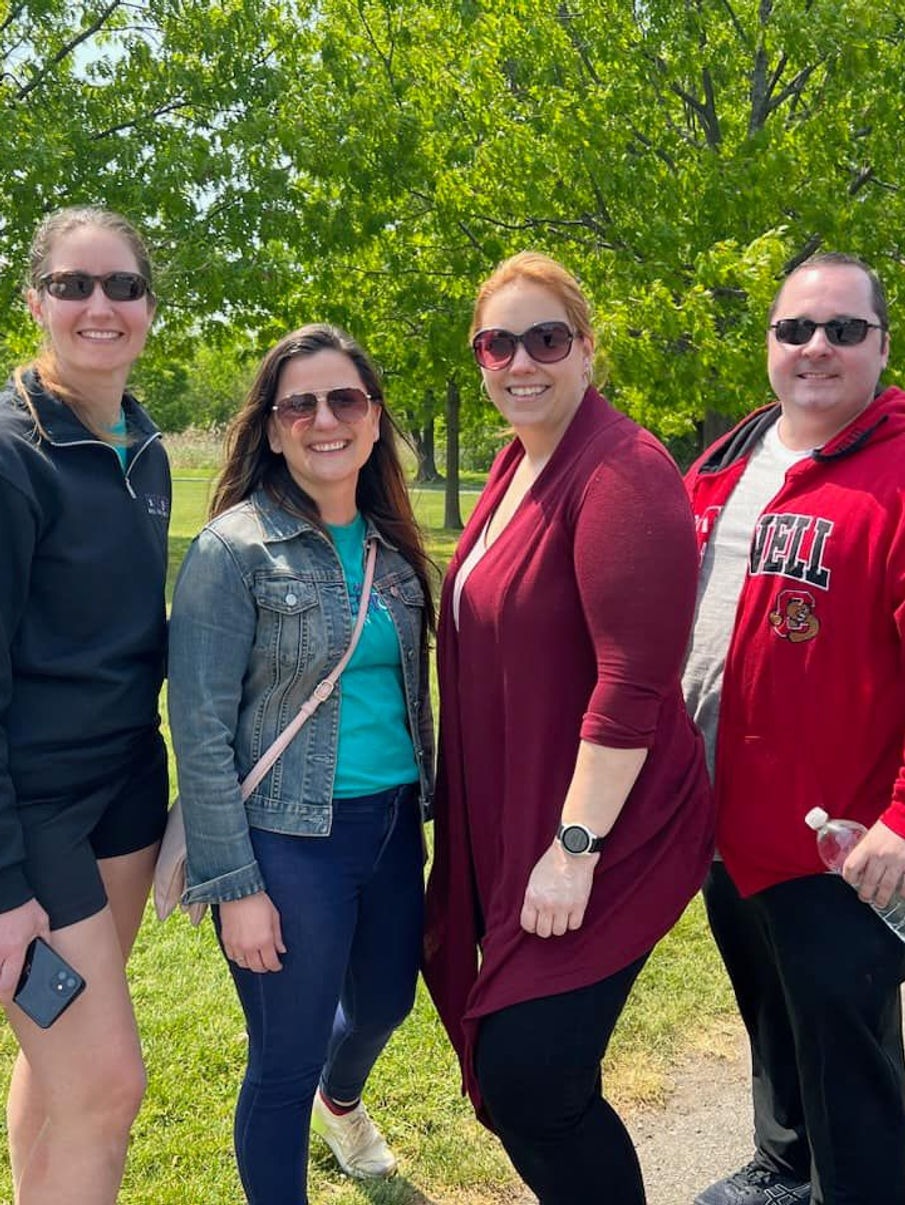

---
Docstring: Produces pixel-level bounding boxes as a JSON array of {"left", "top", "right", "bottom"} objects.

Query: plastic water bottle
[{"left": 805, "top": 807, "right": 905, "bottom": 942}]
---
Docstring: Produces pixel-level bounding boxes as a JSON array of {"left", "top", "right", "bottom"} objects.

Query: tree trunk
[
  {"left": 702, "top": 408, "right": 734, "bottom": 449},
  {"left": 411, "top": 415, "right": 441, "bottom": 483},
  {"left": 443, "top": 377, "right": 463, "bottom": 531}
]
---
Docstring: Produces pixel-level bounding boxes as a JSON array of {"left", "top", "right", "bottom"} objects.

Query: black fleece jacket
[{"left": 0, "top": 371, "right": 170, "bottom": 910}]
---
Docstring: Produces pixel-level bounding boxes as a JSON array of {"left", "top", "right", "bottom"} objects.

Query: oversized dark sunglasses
[
  {"left": 770, "top": 317, "right": 884, "bottom": 347},
  {"left": 39, "top": 270, "right": 151, "bottom": 302},
  {"left": 272, "top": 387, "right": 374, "bottom": 426},
  {"left": 472, "top": 321, "right": 575, "bottom": 371}
]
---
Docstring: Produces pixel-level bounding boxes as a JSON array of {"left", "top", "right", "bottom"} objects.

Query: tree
[
  {"left": 4, "top": 0, "right": 905, "bottom": 473},
  {"left": 0, "top": 0, "right": 301, "bottom": 362},
  {"left": 262, "top": 0, "right": 905, "bottom": 445},
  {"left": 132, "top": 335, "right": 256, "bottom": 431}
]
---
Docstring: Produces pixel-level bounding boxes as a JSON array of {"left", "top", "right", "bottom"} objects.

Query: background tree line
[{"left": 3, "top": 0, "right": 904, "bottom": 515}]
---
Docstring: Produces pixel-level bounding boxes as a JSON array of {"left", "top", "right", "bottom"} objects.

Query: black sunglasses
[
  {"left": 39, "top": 270, "right": 151, "bottom": 302},
  {"left": 472, "top": 321, "right": 575, "bottom": 371},
  {"left": 770, "top": 317, "right": 885, "bottom": 347},
  {"left": 272, "top": 387, "right": 374, "bottom": 427}
]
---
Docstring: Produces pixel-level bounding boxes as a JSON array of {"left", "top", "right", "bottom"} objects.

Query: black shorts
[{"left": 17, "top": 733, "right": 169, "bottom": 930}]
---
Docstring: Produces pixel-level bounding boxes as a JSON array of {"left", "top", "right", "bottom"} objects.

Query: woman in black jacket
[{"left": 0, "top": 206, "right": 169, "bottom": 1203}]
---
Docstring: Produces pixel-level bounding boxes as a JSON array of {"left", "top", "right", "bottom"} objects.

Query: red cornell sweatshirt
[{"left": 685, "top": 387, "right": 905, "bottom": 896}]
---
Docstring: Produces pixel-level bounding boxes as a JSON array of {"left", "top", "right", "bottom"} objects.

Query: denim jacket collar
[{"left": 251, "top": 488, "right": 397, "bottom": 552}]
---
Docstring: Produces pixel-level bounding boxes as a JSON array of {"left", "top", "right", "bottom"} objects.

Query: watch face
[{"left": 560, "top": 824, "right": 591, "bottom": 855}]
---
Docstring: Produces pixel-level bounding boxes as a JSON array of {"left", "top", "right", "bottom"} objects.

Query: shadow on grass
[
  {"left": 308, "top": 1149, "right": 442, "bottom": 1204},
  {"left": 358, "top": 1179, "right": 442, "bottom": 1204}
]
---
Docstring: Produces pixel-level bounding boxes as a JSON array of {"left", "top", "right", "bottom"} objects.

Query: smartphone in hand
[{"left": 13, "top": 938, "right": 86, "bottom": 1028}]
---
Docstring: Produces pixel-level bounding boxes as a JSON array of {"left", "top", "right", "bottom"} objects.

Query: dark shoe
[{"left": 694, "top": 1160, "right": 810, "bottom": 1205}]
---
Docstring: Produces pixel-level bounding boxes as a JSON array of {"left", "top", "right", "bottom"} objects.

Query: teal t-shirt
[
  {"left": 327, "top": 513, "right": 419, "bottom": 798},
  {"left": 108, "top": 408, "right": 128, "bottom": 471}
]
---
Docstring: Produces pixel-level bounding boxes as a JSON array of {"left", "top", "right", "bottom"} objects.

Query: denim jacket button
[{"left": 285, "top": 592, "right": 298, "bottom": 606}]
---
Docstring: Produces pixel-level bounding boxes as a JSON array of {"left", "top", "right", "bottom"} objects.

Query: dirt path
[
  {"left": 628, "top": 1018, "right": 751, "bottom": 1205},
  {"left": 509, "top": 1015, "right": 753, "bottom": 1205},
  {"left": 513, "top": 988, "right": 905, "bottom": 1204}
]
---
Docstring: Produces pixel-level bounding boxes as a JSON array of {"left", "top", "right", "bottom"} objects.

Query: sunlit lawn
[{"left": 0, "top": 469, "right": 733, "bottom": 1204}]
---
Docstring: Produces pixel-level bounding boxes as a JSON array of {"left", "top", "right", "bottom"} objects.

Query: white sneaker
[{"left": 310, "top": 1092, "right": 397, "bottom": 1179}]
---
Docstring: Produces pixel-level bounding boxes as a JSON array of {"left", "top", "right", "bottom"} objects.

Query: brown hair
[
  {"left": 212, "top": 324, "right": 436, "bottom": 632},
  {"left": 13, "top": 206, "right": 155, "bottom": 439},
  {"left": 769, "top": 252, "right": 889, "bottom": 333},
  {"left": 470, "top": 251, "right": 596, "bottom": 348}
]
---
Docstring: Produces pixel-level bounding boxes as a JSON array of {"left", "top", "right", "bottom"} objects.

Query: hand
[
  {"left": 520, "top": 841, "right": 599, "bottom": 938},
  {"left": 842, "top": 820, "right": 905, "bottom": 908},
  {"left": 219, "top": 892, "right": 286, "bottom": 973},
  {"left": 0, "top": 898, "right": 51, "bottom": 1005}
]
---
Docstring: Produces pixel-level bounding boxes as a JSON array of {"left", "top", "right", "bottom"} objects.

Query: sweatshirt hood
[{"left": 698, "top": 385, "right": 905, "bottom": 475}]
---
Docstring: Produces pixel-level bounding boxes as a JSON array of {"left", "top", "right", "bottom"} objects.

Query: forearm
[
  {"left": 559, "top": 740, "right": 648, "bottom": 837},
  {"left": 522, "top": 742, "right": 647, "bottom": 938}
]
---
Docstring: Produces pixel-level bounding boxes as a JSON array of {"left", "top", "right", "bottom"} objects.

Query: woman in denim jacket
[{"left": 167, "top": 325, "right": 434, "bottom": 1204}]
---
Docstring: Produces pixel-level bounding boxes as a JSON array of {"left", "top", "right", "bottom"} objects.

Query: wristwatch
[{"left": 556, "top": 822, "right": 605, "bottom": 856}]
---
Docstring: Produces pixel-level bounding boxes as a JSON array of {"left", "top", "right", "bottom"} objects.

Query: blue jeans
[{"left": 215, "top": 784, "right": 423, "bottom": 1204}]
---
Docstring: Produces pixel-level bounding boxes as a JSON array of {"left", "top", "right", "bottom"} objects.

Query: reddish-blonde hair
[{"left": 470, "top": 251, "right": 595, "bottom": 347}]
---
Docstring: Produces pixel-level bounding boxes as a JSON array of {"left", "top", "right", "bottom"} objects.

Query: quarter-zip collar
[{"left": 18, "top": 368, "right": 161, "bottom": 498}]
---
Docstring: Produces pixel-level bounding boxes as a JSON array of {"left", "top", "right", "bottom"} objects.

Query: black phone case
[{"left": 13, "top": 938, "right": 86, "bottom": 1028}]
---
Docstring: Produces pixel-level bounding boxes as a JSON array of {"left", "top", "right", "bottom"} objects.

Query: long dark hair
[{"left": 212, "top": 324, "right": 435, "bottom": 631}]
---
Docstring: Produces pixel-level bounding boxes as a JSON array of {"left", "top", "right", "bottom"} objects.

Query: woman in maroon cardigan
[{"left": 423, "top": 252, "right": 714, "bottom": 1203}]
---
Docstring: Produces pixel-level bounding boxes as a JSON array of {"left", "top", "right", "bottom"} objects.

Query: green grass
[{"left": 0, "top": 473, "right": 734, "bottom": 1204}]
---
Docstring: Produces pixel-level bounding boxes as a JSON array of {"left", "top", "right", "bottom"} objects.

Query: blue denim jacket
[{"left": 167, "top": 489, "right": 434, "bottom": 906}]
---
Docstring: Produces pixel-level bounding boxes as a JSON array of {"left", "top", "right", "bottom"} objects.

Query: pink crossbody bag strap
[{"left": 238, "top": 538, "right": 377, "bottom": 801}]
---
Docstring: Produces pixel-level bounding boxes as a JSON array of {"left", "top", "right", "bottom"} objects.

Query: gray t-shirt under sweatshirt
[{"left": 683, "top": 420, "right": 810, "bottom": 780}]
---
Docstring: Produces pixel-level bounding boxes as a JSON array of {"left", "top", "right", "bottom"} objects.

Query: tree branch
[
  {"left": 556, "top": 2, "right": 600, "bottom": 85},
  {"left": 783, "top": 235, "right": 822, "bottom": 274},
  {"left": 13, "top": 0, "right": 124, "bottom": 102},
  {"left": 666, "top": 65, "right": 721, "bottom": 148},
  {"left": 89, "top": 98, "right": 190, "bottom": 140},
  {"left": 355, "top": 0, "right": 400, "bottom": 102},
  {"left": 626, "top": 122, "right": 677, "bottom": 173},
  {"left": 764, "top": 61, "right": 820, "bottom": 117},
  {"left": 456, "top": 220, "right": 484, "bottom": 254},
  {"left": 700, "top": 66, "right": 720, "bottom": 146},
  {"left": 849, "top": 166, "right": 874, "bottom": 196},
  {"left": 716, "top": 0, "right": 750, "bottom": 49},
  {"left": 0, "top": 2, "right": 28, "bottom": 41}
]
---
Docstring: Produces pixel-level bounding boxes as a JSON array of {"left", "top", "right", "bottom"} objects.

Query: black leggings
[{"left": 474, "top": 954, "right": 649, "bottom": 1205}]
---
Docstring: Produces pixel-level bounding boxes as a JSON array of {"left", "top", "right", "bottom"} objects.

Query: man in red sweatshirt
[{"left": 684, "top": 253, "right": 905, "bottom": 1205}]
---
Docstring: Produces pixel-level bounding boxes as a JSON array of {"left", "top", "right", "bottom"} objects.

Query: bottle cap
[{"left": 805, "top": 807, "right": 829, "bottom": 830}]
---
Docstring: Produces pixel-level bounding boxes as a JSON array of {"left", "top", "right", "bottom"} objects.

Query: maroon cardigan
[{"left": 423, "top": 388, "right": 714, "bottom": 1118}]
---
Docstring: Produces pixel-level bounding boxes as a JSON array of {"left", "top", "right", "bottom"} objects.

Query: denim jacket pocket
[
  {"left": 250, "top": 575, "right": 327, "bottom": 672},
  {"left": 392, "top": 575, "right": 424, "bottom": 605}
]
